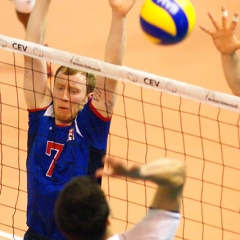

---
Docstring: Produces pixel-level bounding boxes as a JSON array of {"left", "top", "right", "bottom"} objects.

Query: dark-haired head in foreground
[{"left": 55, "top": 156, "right": 186, "bottom": 240}]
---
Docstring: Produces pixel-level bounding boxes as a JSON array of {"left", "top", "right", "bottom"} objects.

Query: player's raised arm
[
  {"left": 24, "top": 0, "right": 52, "bottom": 109},
  {"left": 91, "top": 0, "right": 137, "bottom": 118},
  {"left": 200, "top": 6, "right": 240, "bottom": 96},
  {"left": 97, "top": 156, "right": 186, "bottom": 213}
]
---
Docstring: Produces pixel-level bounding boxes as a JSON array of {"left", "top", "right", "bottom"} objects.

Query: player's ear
[
  {"left": 87, "top": 92, "right": 94, "bottom": 100},
  {"left": 106, "top": 215, "right": 112, "bottom": 226},
  {"left": 83, "top": 92, "right": 94, "bottom": 104}
]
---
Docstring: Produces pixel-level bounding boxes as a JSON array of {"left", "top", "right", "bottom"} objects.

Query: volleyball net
[{"left": 0, "top": 34, "right": 240, "bottom": 240}]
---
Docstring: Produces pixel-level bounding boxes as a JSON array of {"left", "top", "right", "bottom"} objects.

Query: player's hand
[
  {"left": 109, "top": 0, "right": 137, "bottom": 17},
  {"left": 200, "top": 6, "right": 240, "bottom": 54},
  {"left": 95, "top": 155, "right": 141, "bottom": 179},
  {"left": 95, "top": 155, "right": 186, "bottom": 188}
]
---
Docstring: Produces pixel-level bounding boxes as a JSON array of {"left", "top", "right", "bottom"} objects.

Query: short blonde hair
[{"left": 54, "top": 66, "right": 96, "bottom": 97}]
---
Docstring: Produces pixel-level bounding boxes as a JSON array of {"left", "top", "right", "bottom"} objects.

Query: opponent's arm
[
  {"left": 24, "top": 0, "right": 52, "bottom": 109},
  {"left": 91, "top": 0, "right": 136, "bottom": 118},
  {"left": 221, "top": 52, "right": 240, "bottom": 96},
  {"left": 96, "top": 156, "right": 186, "bottom": 213},
  {"left": 200, "top": 6, "right": 240, "bottom": 96}
]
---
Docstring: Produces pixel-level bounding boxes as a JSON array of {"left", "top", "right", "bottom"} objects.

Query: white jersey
[
  {"left": 108, "top": 209, "right": 181, "bottom": 240},
  {"left": 12, "top": 0, "right": 35, "bottom": 13}
]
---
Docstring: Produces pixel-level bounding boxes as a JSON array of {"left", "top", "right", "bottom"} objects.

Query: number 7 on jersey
[{"left": 45, "top": 141, "right": 64, "bottom": 177}]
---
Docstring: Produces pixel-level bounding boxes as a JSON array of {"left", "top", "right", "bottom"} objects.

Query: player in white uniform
[{"left": 55, "top": 156, "right": 186, "bottom": 240}]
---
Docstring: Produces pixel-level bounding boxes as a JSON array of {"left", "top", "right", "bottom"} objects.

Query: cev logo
[
  {"left": 144, "top": 78, "right": 160, "bottom": 87},
  {"left": 12, "top": 43, "right": 27, "bottom": 51}
]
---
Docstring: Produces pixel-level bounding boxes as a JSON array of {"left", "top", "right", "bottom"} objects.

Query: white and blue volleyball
[{"left": 140, "top": 0, "right": 196, "bottom": 45}]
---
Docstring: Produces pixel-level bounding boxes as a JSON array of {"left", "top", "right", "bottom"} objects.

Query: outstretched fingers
[
  {"left": 199, "top": 24, "right": 213, "bottom": 36},
  {"left": 208, "top": 11, "right": 221, "bottom": 30},
  {"left": 95, "top": 155, "right": 141, "bottom": 179},
  {"left": 221, "top": 6, "right": 228, "bottom": 28},
  {"left": 221, "top": 6, "right": 239, "bottom": 31},
  {"left": 200, "top": 7, "right": 239, "bottom": 37},
  {"left": 199, "top": 11, "right": 220, "bottom": 36},
  {"left": 229, "top": 12, "right": 239, "bottom": 31},
  {"left": 95, "top": 156, "right": 128, "bottom": 178}
]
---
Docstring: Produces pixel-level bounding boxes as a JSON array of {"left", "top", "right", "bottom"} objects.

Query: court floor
[{"left": 0, "top": 0, "right": 240, "bottom": 239}]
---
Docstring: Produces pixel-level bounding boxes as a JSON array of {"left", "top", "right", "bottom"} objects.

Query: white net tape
[{"left": 0, "top": 33, "right": 240, "bottom": 113}]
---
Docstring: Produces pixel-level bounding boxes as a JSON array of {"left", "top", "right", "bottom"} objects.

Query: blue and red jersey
[{"left": 26, "top": 100, "right": 111, "bottom": 240}]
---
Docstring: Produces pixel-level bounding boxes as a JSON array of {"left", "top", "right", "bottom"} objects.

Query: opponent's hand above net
[{"left": 95, "top": 155, "right": 186, "bottom": 189}]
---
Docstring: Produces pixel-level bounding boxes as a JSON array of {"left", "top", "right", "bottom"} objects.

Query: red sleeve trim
[
  {"left": 28, "top": 105, "right": 49, "bottom": 112},
  {"left": 89, "top": 100, "right": 112, "bottom": 122}
]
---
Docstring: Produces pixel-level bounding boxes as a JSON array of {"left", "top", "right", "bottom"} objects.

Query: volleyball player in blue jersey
[
  {"left": 200, "top": 6, "right": 240, "bottom": 96},
  {"left": 23, "top": 0, "right": 137, "bottom": 239}
]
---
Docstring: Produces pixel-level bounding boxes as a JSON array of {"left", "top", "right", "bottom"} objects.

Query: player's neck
[
  {"left": 55, "top": 119, "right": 73, "bottom": 127},
  {"left": 105, "top": 225, "right": 115, "bottom": 239}
]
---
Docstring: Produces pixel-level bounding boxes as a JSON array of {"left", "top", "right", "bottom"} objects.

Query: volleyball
[{"left": 140, "top": 0, "right": 196, "bottom": 45}]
